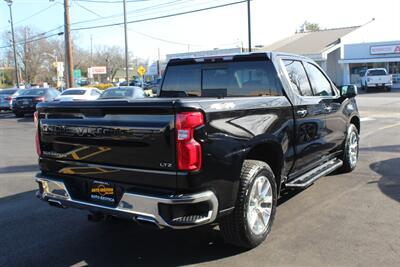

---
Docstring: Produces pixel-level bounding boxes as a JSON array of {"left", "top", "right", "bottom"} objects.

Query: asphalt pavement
[{"left": 0, "top": 91, "right": 399, "bottom": 267}]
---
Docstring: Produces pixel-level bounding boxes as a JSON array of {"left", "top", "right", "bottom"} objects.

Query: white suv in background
[{"left": 55, "top": 87, "right": 102, "bottom": 101}]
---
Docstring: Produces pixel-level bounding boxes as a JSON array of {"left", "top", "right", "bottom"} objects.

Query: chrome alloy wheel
[
  {"left": 246, "top": 175, "right": 273, "bottom": 235},
  {"left": 348, "top": 131, "right": 359, "bottom": 167}
]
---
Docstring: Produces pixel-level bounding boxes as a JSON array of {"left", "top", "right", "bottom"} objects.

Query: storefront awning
[{"left": 339, "top": 57, "right": 400, "bottom": 64}]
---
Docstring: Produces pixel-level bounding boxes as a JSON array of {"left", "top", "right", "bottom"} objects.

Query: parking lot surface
[{"left": 0, "top": 91, "right": 399, "bottom": 266}]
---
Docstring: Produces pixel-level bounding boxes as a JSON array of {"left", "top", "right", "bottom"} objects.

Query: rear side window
[
  {"left": 304, "top": 63, "right": 333, "bottom": 96},
  {"left": 283, "top": 60, "right": 313, "bottom": 96},
  {"left": 161, "top": 60, "right": 282, "bottom": 97}
]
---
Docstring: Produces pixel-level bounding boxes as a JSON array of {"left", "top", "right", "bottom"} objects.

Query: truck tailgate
[{"left": 37, "top": 100, "right": 177, "bottom": 188}]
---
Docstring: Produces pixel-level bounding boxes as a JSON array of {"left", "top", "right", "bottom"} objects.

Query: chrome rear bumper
[{"left": 36, "top": 176, "right": 218, "bottom": 229}]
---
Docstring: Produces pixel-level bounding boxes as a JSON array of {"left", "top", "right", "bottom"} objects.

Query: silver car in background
[{"left": 0, "top": 88, "right": 19, "bottom": 111}]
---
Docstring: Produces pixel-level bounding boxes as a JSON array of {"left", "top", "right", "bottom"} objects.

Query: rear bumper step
[
  {"left": 286, "top": 158, "right": 343, "bottom": 188},
  {"left": 35, "top": 175, "right": 218, "bottom": 229}
]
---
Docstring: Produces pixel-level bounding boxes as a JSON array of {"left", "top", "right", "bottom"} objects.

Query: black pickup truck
[{"left": 35, "top": 52, "right": 360, "bottom": 248}]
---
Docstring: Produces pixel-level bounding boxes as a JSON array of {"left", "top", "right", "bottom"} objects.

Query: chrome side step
[{"left": 286, "top": 158, "right": 343, "bottom": 188}]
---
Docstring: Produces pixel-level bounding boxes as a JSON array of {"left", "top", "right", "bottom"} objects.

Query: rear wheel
[
  {"left": 219, "top": 160, "right": 277, "bottom": 248},
  {"left": 386, "top": 86, "right": 392, "bottom": 92},
  {"left": 339, "top": 124, "right": 359, "bottom": 173}
]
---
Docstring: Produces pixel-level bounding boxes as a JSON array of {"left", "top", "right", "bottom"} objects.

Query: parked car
[
  {"left": 360, "top": 68, "right": 392, "bottom": 92},
  {"left": 0, "top": 88, "right": 18, "bottom": 111},
  {"left": 98, "top": 86, "right": 145, "bottom": 99},
  {"left": 35, "top": 52, "right": 360, "bottom": 249},
  {"left": 119, "top": 79, "right": 142, "bottom": 87},
  {"left": 13, "top": 88, "right": 59, "bottom": 117},
  {"left": 55, "top": 87, "right": 102, "bottom": 102}
]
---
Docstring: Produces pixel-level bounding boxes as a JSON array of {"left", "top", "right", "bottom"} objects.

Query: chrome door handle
[{"left": 296, "top": 109, "right": 308, "bottom": 117}]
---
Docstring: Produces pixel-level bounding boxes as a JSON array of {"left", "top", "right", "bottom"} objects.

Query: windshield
[
  {"left": 368, "top": 69, "right": 387, "bottom": 76},
  {"left": 0, "top": 89, "right": 17, "bottom": 95},
  {"left": 61, "top": 89, "right": 86, "bottom": 96},
  {"left": 160, "top": 60, "right": 282, "bottom": 97},
  {"left": 18, "top": 89, "right": 46, "bottom": 96}
]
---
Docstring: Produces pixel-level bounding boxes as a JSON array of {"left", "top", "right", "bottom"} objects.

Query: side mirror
[{"left": 341, "top": 84, "right": 358, "bottom": 98}]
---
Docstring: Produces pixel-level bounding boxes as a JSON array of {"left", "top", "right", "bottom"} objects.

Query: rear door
[
  {"left": 303, "top": 61, "right": 346, "bottom": 156},
  {"left": 281, "top": 59, "right": 330, "bottom": 176}
]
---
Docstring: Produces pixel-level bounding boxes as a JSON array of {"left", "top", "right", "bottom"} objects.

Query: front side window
[
  {"left": 283, "top": 60, "right": 313, "bottom": 96},
  {"left": 304, "top": 63, "right": 333, "bottom": 96}
]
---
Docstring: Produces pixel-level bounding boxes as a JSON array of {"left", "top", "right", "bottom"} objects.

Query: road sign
[
  {"left": 137, "top": 65, "right": 146, "bottom": 76},
  {"left": 90, "top": 66, "right": 107, "bottom": 75}
]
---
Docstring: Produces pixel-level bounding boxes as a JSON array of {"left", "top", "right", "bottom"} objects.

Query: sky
[{"left": 1, "top": 0, "right": 400, "bottom": 61}]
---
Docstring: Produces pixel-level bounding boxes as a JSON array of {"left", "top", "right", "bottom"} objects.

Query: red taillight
[
  {"left": 176, "top": 112, "right": 204, "bottom": 171},
  {"left": 34, "top": 111, "right": 41, "bottom": 156}
]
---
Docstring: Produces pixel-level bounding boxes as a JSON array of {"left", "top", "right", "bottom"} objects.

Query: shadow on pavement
[
  {"left": 0, "top": 190, "right": 246, "bottom": 267},
  {"left": 369, "top": 157, "right": 400, "bottom": 203},
  {"left": 0, "top": 164, "right": 38, "bottom": 174}
]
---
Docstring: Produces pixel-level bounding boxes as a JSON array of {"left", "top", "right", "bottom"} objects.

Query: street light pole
[
  {"left": 5, "top": 0, "right": 19, "bottom": 88},
  {"left": 247, "top": 0, "right": 252, "bottom": 52},
  {"left": 123, "top": 0, "right": 129, "bottom": 83}
]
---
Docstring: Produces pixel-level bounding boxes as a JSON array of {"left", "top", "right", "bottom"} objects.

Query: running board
[{"left": 286, "top": 158, "right": 343, "bottom": 188}]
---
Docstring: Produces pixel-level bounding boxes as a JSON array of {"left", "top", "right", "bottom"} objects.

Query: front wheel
[
  {"left": 339, "top": 124, "right": 359, "bottom": 172},
  {"left": 219, "top": 160, "right": 277, "bottom": 248}
]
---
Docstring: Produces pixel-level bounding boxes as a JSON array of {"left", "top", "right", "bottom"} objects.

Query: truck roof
[{"left": 167, "top": 51, "right": 310, "bottom": 64}]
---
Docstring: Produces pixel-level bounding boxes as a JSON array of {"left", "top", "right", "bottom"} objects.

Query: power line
[
  {"left": 0, "top": 2, "right": 59, "bottom": 31},
  {"left": 74, "top": 0, "right": 203, "bottom": 46},
  {"left": 0, "top": 32, "right": 64, "bottom": 49},
  {"left": 1, "top": 0, "right": 246, "bottom": 50},
  {"left": 72, "top": 0, "right": 247, "bottom": 31}
]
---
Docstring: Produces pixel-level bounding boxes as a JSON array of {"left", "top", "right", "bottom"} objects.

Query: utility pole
[
  {"left": 247, "top": 0, "right": 252, "bottom": 52},
  {"left": 5, "top": 0, "right": 19, "bottom": 88},
  {"left": 123, "top": 0, "right": 129, "bottom": 83},
  {"left": 64, "top": 0, "right": 74, "bottom": 88}
]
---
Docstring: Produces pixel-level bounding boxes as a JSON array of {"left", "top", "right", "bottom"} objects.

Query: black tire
[
  {"left": 386, "top": 86, "right": 392, "bottom": 92},
  {"left": 14, "top": 112, "right": 24, "bottom": 118},
  {"left": 219, "top": 160, "right": 277, "bottom": 248},
  {"left": 339, "top": 124, "right": 359, "bottom": 173}
]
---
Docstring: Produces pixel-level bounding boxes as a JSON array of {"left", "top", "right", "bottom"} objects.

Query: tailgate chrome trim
[{"left": 36, "top": 175, "right": 218, "bottom": 229}]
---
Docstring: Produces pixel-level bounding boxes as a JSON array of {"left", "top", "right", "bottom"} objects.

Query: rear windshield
[
  {"left": 19, "top": 89, "right": 46, "bottom": 96},
  {"left": 0, "top": 89, "right": 17, "bottom": 95},
  {"left": 368, "top": 69, "right": 387, "bottom": 76},
  {"left": 61, "top": 89, "right": 86, "bottom": 95},
  {"left": 100, "top": 88, "right": 133, "bottom": 98},
  {"left": 160, "top": 60, "right": 282, "bottom": 97}
]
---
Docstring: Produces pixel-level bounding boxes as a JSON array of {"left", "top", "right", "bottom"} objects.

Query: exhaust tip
[{"left": 48, "top": 199, "right": 66, "bottom": 209}]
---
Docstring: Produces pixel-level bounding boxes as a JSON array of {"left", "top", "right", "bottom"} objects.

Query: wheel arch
[
  {"left": 244, "top": 141, "right": 284, "bottom": 189},
  {"left": 350, "top": 115, "right": 360, "bottom": 134}
]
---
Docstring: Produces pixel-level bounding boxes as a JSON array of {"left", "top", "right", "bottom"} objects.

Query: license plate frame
[{"left": 90, "top": 180, "right": 116, "bottom": 205}]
